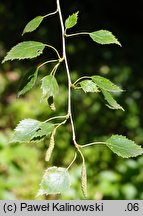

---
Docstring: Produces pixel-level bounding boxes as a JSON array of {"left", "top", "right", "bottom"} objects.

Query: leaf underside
[
  {"left": 106, "top": 135, "right": 143, "bottom": 158},
  {"left": 101, "top": 89, "right": 124, "bottom": 111},
  {"left": 37, "top": 167, "right": 71, "bottom": 196},
  {"left": 18, "top": 68, "right": 38, "bottom": 97},
  {"left": 80, "top": 80, "right": 99, "bottom": 93},
  {"left": 2, "top": 41, "right": 46, "bottom": 63},
  {"left": 91, "top": 75, "right": 124, "bottom": 110},
  {"left": 89, "top": 30, "right": 121, "bottom": 46},
  {"left": 41, "top": 75, "right": 59, "bottom": 100},
  {"left": 22, "top": 16, "right": 44, "bottom": 35},
  {"left": 92, "top": 75, "right": 123, "bottom": 92}
]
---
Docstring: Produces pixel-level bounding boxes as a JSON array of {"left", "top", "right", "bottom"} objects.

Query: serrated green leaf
[
  {"left": 22, "top": 16, "right": 44, "bottom": 35},
  {"left": 11, "top": 119, "right": 54, "bottom": 143},
  {"left": 18, "top": 68, "right": 38, "bottom": 97},
  {"left": 92, "top": 75, "right": 123, "bottom": 92},
  {"left": 106, "top": 135, "right": 143, "bottom": 158},
  {"left": 89, "top": 30, "right": 121, "bottom": 46},
  {"left": 102, "top": 89, "right": 124, "bottom": 111},
  {"left": 37, "top": 167, "right": 71, "bottom": 196},
  {"left": 65, "top": 11, "right": 79, "bottom": 30},
  {"left": 41, "top": 75, "right": 59, "bottom": 100},
  {"left": 11, "top": 119, "right": 40, "bottom": 143},
  {"left": 80, "top": 80, "right": 99, "bottom": 93},
  {"left": 31, "top": 122, "right": 54, "bottom": 140},
  {"left": 2, "top": 41, "right": 46, "bottom": 63}
]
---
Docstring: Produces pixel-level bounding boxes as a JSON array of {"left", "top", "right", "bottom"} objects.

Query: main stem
[{"left": 57, "top": 0, "right": 77, "bottom": 143}]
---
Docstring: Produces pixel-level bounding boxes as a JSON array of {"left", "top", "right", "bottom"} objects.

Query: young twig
[{"left": 57, "top": 0, "right": 77, "bottom": 145}]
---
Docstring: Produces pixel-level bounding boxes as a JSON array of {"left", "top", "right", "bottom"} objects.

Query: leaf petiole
[
  {"left": 65, "top": 32, "right": 89, "bottom": 38},
  {"left": 37, "top": 59, "right": 58, "bottom": 70},
  {"left": 44, "top": 115, "right": 69, "bottom": 123},
  {"left": 45, "top": 44, "right": 61, "bottom": 59},
  {"left": 66, "top": 152, "right": 77, "bottom": 170},
  {"left": 50, "top": 63, "right": 60, "bottom": 76},
  {"left": 79, "top": 141, "right": 107, "bottom": 148},
  {"left": 73, "top": 76, "right": 91, "bottom": 86},
  {"left": 43, "top": 9, "right": 58, "bottom": 18}
]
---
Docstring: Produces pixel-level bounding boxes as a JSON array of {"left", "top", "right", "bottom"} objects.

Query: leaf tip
[
  {"left": 65, "top": 11, "right": 79, "bottom": 30},
  {"left": 89, "top": 30, "right": 121, "bottom": 47},
  {"left": 17, "top": 93, "right": 20, "bottom": 98},
  {"left": 106, "top": 134, "right": 143, "bottom": 158},
  {"left": 116, "top": 40, "right": 122, "bottom": 47},
  {"left": 22, "top": 31, "right": 25, "bottom": 36},
  {"left": 121, "top": 107, "right": 125, "bottom": 111},
  {"left": 36, "top": 189, "right": 43, "bottom": 197},
  {"left": 76, "top": 11, "right": 79, "bottom": 16},
  {"left": 2, "top": 57, "right": 6, "bottom": 64}
]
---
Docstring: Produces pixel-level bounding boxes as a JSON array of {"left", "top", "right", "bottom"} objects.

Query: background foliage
[{"left": 0, "top": 0, "right": 143, "bottom": 199}]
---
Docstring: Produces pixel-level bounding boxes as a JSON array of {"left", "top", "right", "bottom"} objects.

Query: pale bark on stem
[{"left": 57, "top": 0, "right": 77, "bottom": 144}]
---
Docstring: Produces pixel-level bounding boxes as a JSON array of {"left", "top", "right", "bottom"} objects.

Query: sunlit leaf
[
  {"left": 80, "top": 80, "right": 99, "bottom": 93},
  {"left": 101, "top": 89, "right": 124, "bottom": 111},
  {"left": 41, "top": 75, "right": 59, "bottom": 99},
  {"left": 92, "top": 75, "right": 123, "bottom": 92},
  {"left": 22, "top": 16, "right": 44, "bottom": 35},
  {"left": 11, "top": 119, "right": 54, "bottom": 143},
  {"left": 31, "top": 122, "right": 54, "bottom": 140},
  {"left": 106, "top": 135, "right": 143, "bottom": 158},
  {"left": 89, "top": 30, "right": 121, "bottom": 46},
  {"left": 65, "top": 12, "right": 79, "bottom": 30},
  {"left": 2, "top": 41, "right": 46, "bottom": 63},
  {"left": 37, "top": 167, "right": 71, "bottom": 196},
  {"left": 18, "top": 68, "right": 38, "bottom": 97}
]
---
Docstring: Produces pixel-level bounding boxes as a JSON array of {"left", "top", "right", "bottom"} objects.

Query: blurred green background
[{"left": 0, "top": 0, "right": 143, "bottom": 199}]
